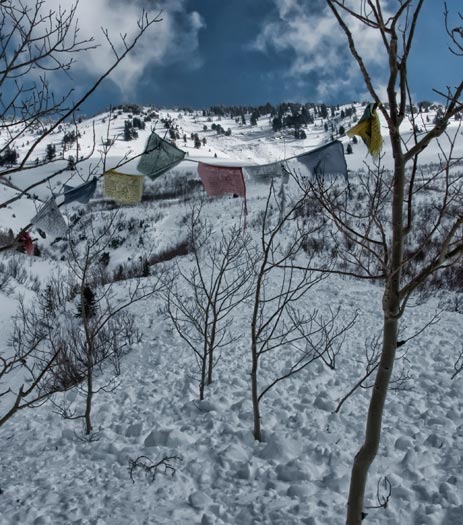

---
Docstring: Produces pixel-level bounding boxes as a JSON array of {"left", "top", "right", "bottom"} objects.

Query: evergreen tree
[
  {"left": 46, "top": 143, "right": 56, "bottom": 161},
  {"left": 0, "top": 147, "right": 18, "bottom": 166},
  {"left": 76, "top": 286, "right": 97, "bottom": 319},
  {"left": 142, "top": 260, "right": 150, "bottom": 277},
  {"left": 132, "top": 117, "right": 145, "bottom": 130},
  {"left": 67, "top": 155, "right": 76, "bottom": 170},
  {"left": 124, "top": 121, "right": 133, "bottom": 141},
  {"left": 43, "top": 285, "right": 55, "bottom": 314},
  {"left": 62, "top": 131, "right": 77, "bottom": 151},
  {"left": 301, "top": 106, "right": 310, "bottom": 125},
  {"left": 346, "top": 143, "right": 353, "bottom": 154},
  {"left": 250, "top": 110, "right": 259, "bottom": 126},
  {"left": 272, "top": 116, "right": 283, "bottom": 132},
  {"left": 320, "top": 104, "right": 328, "bottom": 119}
]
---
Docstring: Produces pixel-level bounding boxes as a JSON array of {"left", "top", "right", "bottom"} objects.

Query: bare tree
[
  {"left": 62, "top": 212, "right": 163, "bottom": 434},
  {"left": 0, "top": 293, "right": 62, "bottom": 427},
  {"left": 316, "top": 2, "right": 463, "bottom": 523},
  {"left": 0, "top": 212, "right": 163, "bottom": 432},
  {"left": 249, "top": 183, "right": 356, "bottom": 442},
  {"left": 0, "top": 0, "right": 161, "bottom": 212},
  {"left": 164, "top": 204, "right": 255, "bottom": 400}
]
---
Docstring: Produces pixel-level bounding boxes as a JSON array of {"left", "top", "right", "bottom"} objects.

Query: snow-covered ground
[{"left": 1, "top": 105, "right": 463, "bottom": 524}]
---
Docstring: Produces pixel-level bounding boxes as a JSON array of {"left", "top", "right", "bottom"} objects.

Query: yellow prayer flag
[
  {"left": 103, "top": 170, "right": 144, "bottom": 204},
  {"left": 347, "top": 103, "right": 383, "bottom": 159},
  {"left": 369, "top": 110, "right": 383, "bottom": 159}
]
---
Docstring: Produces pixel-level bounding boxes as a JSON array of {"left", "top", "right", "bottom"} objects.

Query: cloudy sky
[{"left": 59, "top": 0, "right": 462, "bottom": 114}]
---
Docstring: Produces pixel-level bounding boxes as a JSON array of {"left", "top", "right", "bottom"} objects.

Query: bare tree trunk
[
  {"left": 83, "top": 292, "right": 94, "bottom": 435},
  {"left": 207, "top": 347, "right": 214, "bottom": 386},
  {"left": 251, "top": 338, "right": 261, "bottom": 442},
  {"left": 346, "top": 317, "right": 398, "bottom": 523},
  {"left": 207, "top": 315, "right": 217, "bottom": 386},
  {"left": 85, "top": 352, "right": 94, "bottom": 435},
  {"left": 250, "top": 255, "right": 264, "bottom": 442},
  {"left": 80, "top": 260, "right": 96, "bottom": 435},
  {"left": 346, "top": 141, "right": 405, "bottom": 524},
  {"left": 200, "top": 342, "right": 207, "bottom": 401}
]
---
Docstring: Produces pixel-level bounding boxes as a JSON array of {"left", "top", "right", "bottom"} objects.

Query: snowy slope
[{"left": 1, "top": 105, "right": 463, "bottom": 525}]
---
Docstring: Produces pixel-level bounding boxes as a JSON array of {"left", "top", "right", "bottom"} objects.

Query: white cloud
[
  {"left": 253, "top": 0, "right": 391, "bottom": 101},
  {"left": 22, "top": 0, "right": 204, "bottom": 95}
]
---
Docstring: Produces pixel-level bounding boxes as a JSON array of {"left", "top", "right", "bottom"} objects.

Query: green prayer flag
[{"left": 137, "top": 132, "right": 186, "bottom": 180}]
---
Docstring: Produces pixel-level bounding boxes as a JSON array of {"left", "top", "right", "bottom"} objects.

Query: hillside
[{"left": 1, "top": 104, "right": 463, "bottom": 525}]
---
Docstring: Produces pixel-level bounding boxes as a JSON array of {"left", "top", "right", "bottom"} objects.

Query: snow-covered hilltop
[{"left": 3, "top": 101, "right": 462, "bottom": 229}]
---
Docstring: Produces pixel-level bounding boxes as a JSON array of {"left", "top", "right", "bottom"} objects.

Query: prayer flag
[
  {"left": 103, "top": 170, "right": 144, "bottom": 204},
  {"left": 31, "top": 199, "right": 67, "bottom": 237},
  {"left": 63, "top": 177, "right": 97, "bottom": 205},
  {"left": 198, "top": 163, "right": 248, "bottom": 217},
  {"left": 245, "top": 161, "right": 289, "bottom": 183},
  {"left": 347, "top": 103, "right": 383, "bottom": 159},
  {"left": 137, "top": 132, "right": 186, "bottom": 180},
  {"left": 18, "top": 231, "right": 34, "bottom": 256},
  {"left": 198, "top": 163, "right": 246, "bottom": 198},
  {"left": 293, "top": 141, "right": 348, "bottom": 180}
]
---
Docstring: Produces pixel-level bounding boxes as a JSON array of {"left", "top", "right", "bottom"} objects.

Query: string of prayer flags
[
  {"left": 63, "top": 177, "right": 97, "bottom": 205},
  {"left": 137, "top": 131, "right": 186, "bottom": 180},
  {"left": 294, "top": 141, "right": 348, "bottom": 181},
  {"left": 198, "top": 162, "right": 247, "bottom": 215},
  {"left": 103, "top": 170, "right": 144, "bottom": 204},
  {"left": 31, "top": 199, "right": 67, "bottom": 237},
  {"left": 347, "top": 103, "right": 383, "bottom": 159}
]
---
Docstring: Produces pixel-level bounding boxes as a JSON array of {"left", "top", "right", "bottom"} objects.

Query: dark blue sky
[
  {"left": 140, "top": 0, "right": 287, "bottom": 108},
  {"left": 78, "top": 0, "right": 462, "bottom": 115}
]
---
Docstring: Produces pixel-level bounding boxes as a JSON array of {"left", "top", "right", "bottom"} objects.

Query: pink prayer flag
[{"left": 198, "top": 163, "right": 246, "bottom": 199}]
